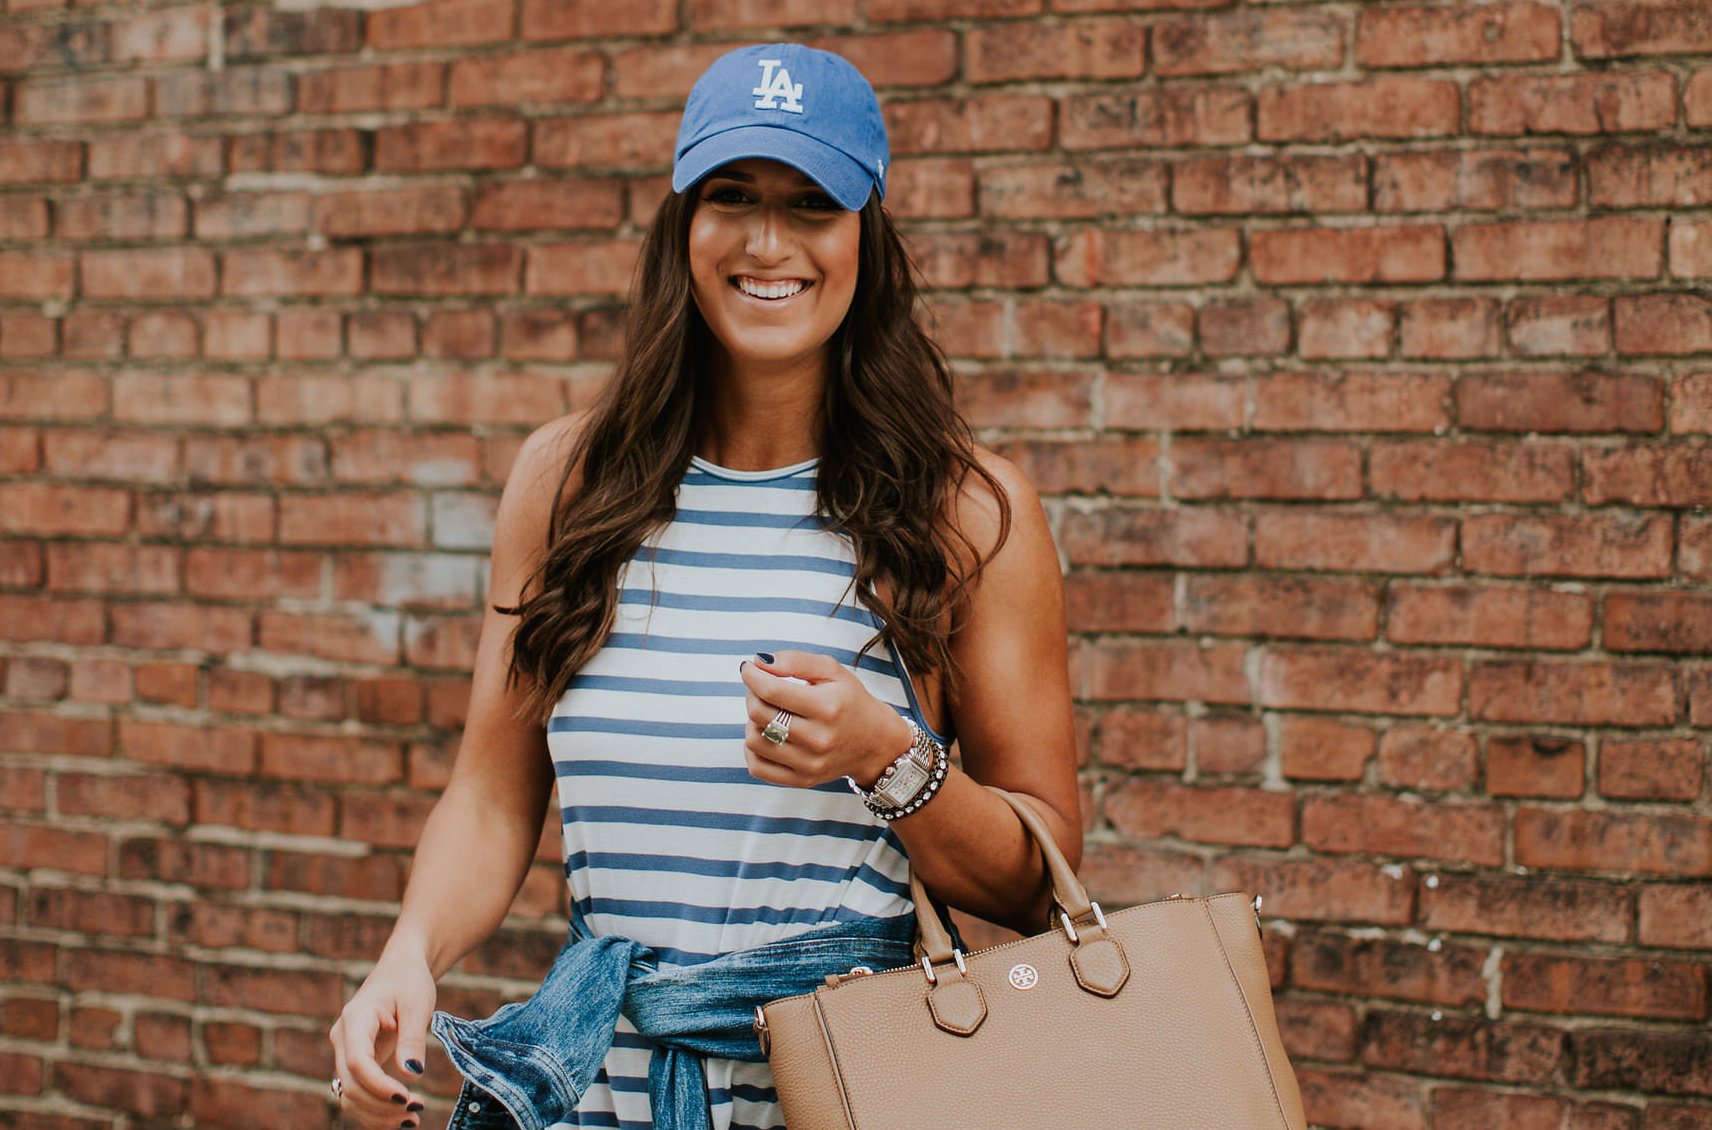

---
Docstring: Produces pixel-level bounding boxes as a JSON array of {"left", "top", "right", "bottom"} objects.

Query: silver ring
[
  {"left": 329, "top": 1076, "right": 343, "bottom": 1101},
  {"left": 762, "top": 709, "right": 791, "bottom": 745}
]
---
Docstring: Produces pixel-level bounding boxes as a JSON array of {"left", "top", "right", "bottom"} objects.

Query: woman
[{"left": 328, "top": 43, "right": 1079, "bottom": 1130}]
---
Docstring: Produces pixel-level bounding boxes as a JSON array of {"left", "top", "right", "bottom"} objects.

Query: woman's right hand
[{"left": 329, "top": 950, "right": 437, "bottom": 1129}]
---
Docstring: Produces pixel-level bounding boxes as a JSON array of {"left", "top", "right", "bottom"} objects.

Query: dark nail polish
[
  {"left": 405, "top": 1059, "right": 424, "bottom": 1075},
  {"left": 755, "top": 652, "right": 774, "bottom": 664},
  {"left": 400, "top": 1122, "right": 417, "bottom": 1130},
  {"left": 738, "top": 660, "right": 748, "bottom": 672},
  {"left": 391, "top": 1094, "right": 407, "bottom": 1105},
  {"left": 407, "top": 1103, "right": 424, "bottom": 1113}
]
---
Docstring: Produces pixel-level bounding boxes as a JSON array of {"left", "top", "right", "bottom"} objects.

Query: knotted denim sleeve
[{"left": 430, "top": 913, "right": 916, "bottom": 1130}]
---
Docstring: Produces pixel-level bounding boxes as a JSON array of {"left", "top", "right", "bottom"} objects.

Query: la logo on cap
[{"left": 752, "top": 58, "right": 803, "bottom": 114}]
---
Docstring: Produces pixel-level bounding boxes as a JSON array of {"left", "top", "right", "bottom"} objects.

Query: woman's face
[{"left": 688, "top": 158, "right": 862, "bottom": 377}]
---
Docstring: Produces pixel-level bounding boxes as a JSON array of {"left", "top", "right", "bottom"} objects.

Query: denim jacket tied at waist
[{"left": 428, "top": 911, "right": 917, "bottom": 1130}]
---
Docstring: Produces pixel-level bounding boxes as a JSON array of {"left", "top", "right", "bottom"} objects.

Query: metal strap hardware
[
  {"left": 919, "top": 949, "right": 967, "bottom": 985},
  {"left": 1059, "top": 900, "right": 1107, "bottom": 945}
]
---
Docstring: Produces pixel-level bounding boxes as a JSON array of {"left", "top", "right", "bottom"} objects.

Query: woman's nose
[{"left": 745, "top": 206, "right": 788, "bottom": 263}]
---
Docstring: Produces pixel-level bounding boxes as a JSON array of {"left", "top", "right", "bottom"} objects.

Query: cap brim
[{"left": 672, "top": 125, "right": 877, "bottom": 212}]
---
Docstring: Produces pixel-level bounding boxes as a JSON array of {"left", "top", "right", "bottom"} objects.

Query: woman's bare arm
[
  {"left": 739, "top": 450, "right": 1081, "bottom": 937},
  {"left": 885, "top": 450, "right": 1081, "bottom": 934},
  {"left": 329, "top": 413, "right": 582, "bottom": 1124}
]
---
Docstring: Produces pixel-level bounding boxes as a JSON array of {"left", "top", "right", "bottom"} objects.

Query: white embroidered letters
[{"left": 752, "top": 59, "right": 804, "bottom": 114}]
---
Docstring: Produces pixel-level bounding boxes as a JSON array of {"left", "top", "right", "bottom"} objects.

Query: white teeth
[{"left": 737, "top": 277, "right": 806, "bottom": 300}]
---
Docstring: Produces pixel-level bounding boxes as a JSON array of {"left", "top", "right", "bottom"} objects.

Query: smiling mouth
[{"left": 734, "top": 276, "right": 809, "bottom": 300}]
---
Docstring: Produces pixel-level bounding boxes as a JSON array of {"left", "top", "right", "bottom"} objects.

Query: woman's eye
[
  {"left": 796, "top": 194, "right": 839, "bottom": 211},
  {"left": 704, "top": 186, "right": 751, "bottom": 205}
]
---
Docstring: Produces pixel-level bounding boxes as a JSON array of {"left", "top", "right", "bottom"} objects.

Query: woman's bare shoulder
[
  {"left": 948, "top": 444, "right": 1048, "bottom": 567},
  {"left": 489, "top": 411, "right": 592, "bottom": 594}
]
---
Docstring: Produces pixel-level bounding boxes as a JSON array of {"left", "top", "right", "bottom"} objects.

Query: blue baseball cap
[{"left": 672, "top": 43, "right": 888, "bottom": 212}]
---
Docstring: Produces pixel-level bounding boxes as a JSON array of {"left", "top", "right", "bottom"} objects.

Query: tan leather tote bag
[{"left": 754, "top": 787, "right": 1307, "bottom": 1129}]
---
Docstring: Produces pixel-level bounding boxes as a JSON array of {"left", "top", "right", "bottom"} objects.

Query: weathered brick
[
  {"left": 1062, "top": 87, "right": 1251, "bottom": 149},
  {"left": 1454, "top": 216, "right": 1665, "bottom": 280},
  {"left": 993, "top": 436, "right": 1159, "bottom": 497},
  {"left": 1305, "top": 793, "right": 1505, "bottom": 865},
  {"left": 525, "top": 240, "right": 639, "bottom": 296},
  {"left": 1573, "top": 0, "right": 1712, "bottom": 58},
  {"left": 1639, "top": 884, "right": 1712, "bottom": 949},
  {"left": 1614, "top": 293, "right": 1712, "bottom": 355},
  {"left": 1673, "top": 217, "right": 1712, "bottom": 278},
  {"left": 1386, "top": 582, "right": 1592, "bottom": 650},
  {"left": 1296, "top": 931, "right": 1487, "bottom": 1006},
  {"left": 315, "top": 185, "right": 466, "bottom": 238},
  {"left": 1421, "top": 873, "right": 1632, "bottom": 943},
  {"left": 1487, "top": 734, "right": 1586, "bottom": 799},
  {"left": 1253, "top": 373, "right": 1451, "bottom": 434},
  {"left": 1254, "top": 509, "right": 1457, "bottom": 574},
  {"left": 967, "top": 18, "right": 1143, "bottom": 82},
  {"left": 1259, "top": 77, "right": 1460, "bottom": 142},
  {"left": 1280, "top": 717, "right": 1376, "bottom": 782},
  {"left": 1058, "top": 504, "right": 1246, "bottom": 568},
  {"left": 1434, "top": 1088, "right": 1641, "bottom": 1130},
  {"left": 1056, "top": 227, "right": 1240, "bottom": 286},
  {"left": 1250, "top": 225, "right": 1444, "bottom": 285},
  {"left": 1104, "top": 778, "right": 1294, "bottom": 848},
  {"left": 1359, "top": 2, "right": 1561, "bottom": 66},
  {"left": 369, "top": 0, "right": 513, "bottom": 49},
  {"left": 373, "top": 243, "right": 523, "bottom": 296},
  {"left": 375, "top": 117, "right": 527, "bottom": 171},
  {"left": 1519, "top": 806, "right": 1712, "bottom": 876},
  {"left": 806, "top": 30, "right": 958, "bottom": 88},
  {"left": 979, "top": 158, "right": 1166, "bottom": 220},
  {"left": 1463, "top": 513, "right": 1674, "bottom": 579},
  {"left": 152, "top": 67, "right": 293, "bottom": 118},
  {"left": 229, "top": 128, "right": 364, "bottom": 175},
  {"left": 1375, "top": 148, "right": 1578, "bottom": 213},
  {"left": 521, "top": 0, "right": 676, "bottom": 39},
  {"left": 1175, "top": 153, "right": 1365, "bottom": 216},
  {"left": 1507, "top": 295, "right": 1612, "bottom": 356},
  {"left": 1600, "top": 736, "right": 1704, "bottom": 801},
  {"left": 1378, "top": 727, "right": 1478, "bottom": 791},
  {"left": 1261, "top": 645, "right": 1463, "bottom": 716},
  {"left": 1456, "top": 371, "right": 1663, "bottom": 433},
  {"left": 1156, "top": 8, "right": 1343, "bottom": 75},
  {"left": 14, "top": 74, "right": 148, "bottom": 125},
  {"left": 1095, "top": 299, "right": 1191, "bottom": 357},
  {"left": 1471, "top": 71, "right": 1677, "bottom": 134},
  {"left": 1086, "top": 638, "right": 1249, "bottom": 704},
  {"left": 1063, "top": 571, "right": 1175, "bottom": 635},
  {"left": 449, "top": 45, "right": 603, "bottom": 107},
  {"left": 887, "top": 95, "right": 1055, "bottom": 155},
  {"left": 1213, "top": 855, "right": 1416, "bottom": 925},
  {"left": 222, "top": 247, "right": 361, "bottom": 297},
  {"left": 1605, "top": 590, "right": 1712, "bottom": 653},
  {"left": 1373, "top": 439, "right": 1574, "bottom": 503},
  {"left": 1298, "top": 297, "right": 1396, "bottom": 359},
  {"left": 298, "top": 60, "right": 444, "bottom": 113},
  {"left": 1185, "top": 574, "right": 1378, "bottom": 641},
  {"left": 1363, "top": 1010, "right": 1564, "bottom": 1085},
  {"left": 1472, "top": 660, "right": 1678, "bottom": 726}
]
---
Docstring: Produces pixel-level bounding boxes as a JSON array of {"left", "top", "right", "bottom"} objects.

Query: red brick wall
[{"left": 3, "top": 0, "right": 1711, "bottom": 1125}]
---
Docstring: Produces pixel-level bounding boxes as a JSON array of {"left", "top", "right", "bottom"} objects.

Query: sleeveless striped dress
[{"left": 543, "top": 454, "right": 946, "bottom": 1130}]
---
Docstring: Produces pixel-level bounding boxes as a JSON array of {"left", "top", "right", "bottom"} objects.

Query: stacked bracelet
[{"left": 847, "top": 716, "right": 950, "bottom": 821}]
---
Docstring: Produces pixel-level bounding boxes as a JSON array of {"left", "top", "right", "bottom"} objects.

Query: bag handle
[{"left": 907, "top": 786, "right": 1096, "bottom": 964}]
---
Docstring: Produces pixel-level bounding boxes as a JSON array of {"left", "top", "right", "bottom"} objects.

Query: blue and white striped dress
[{"left": 544, "top": 455, "right": 945, "bottom": 1130}]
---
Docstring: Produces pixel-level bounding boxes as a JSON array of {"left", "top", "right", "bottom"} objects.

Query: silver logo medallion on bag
[{"left": 1008, "top": 963, "right": 1039, "bottom": 991}]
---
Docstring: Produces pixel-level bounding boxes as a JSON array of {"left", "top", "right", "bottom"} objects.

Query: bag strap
[{"left": 907, "top": 786, "right": 1095, "bottom": 963}]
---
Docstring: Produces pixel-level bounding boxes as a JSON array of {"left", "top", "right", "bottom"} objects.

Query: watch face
[{"left": 877, "top": 759, "right": 930, "bottom": 807}]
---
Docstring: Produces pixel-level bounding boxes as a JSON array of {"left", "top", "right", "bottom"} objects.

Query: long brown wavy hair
[{"left": 502, "top": 184, "right": 1012, "bottom": 724}]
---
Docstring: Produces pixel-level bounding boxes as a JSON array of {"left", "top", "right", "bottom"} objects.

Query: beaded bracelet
[{"left": 847, "top": 716, "right": 950, "bottom": 821}]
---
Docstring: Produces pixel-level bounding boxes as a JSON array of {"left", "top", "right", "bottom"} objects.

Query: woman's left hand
[{"left": 739, "top": 651, "right": 915, "bottom": 789}]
